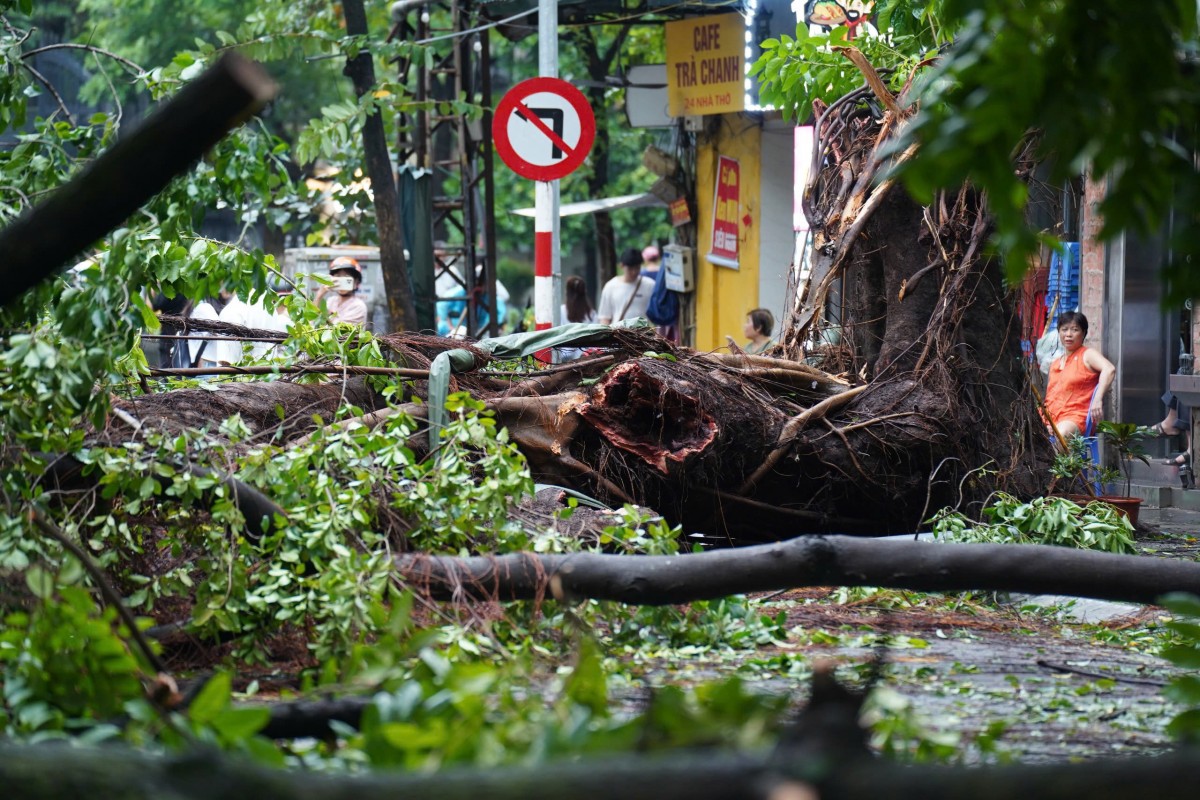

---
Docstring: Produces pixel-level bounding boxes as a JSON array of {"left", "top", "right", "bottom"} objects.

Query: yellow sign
[{"left": 665, "top": 13, "right": 745, "bottom": 117}]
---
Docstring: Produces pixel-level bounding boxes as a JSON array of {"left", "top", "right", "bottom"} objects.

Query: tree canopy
[{"left": 754, "top": 0, "right": 1200, "bottom": 299}]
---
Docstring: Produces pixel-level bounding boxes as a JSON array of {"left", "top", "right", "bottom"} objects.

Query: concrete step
[
  {"left": 1128, "top": 483, "right": 1200, "bottom": 511},
  {"left": 1127, "top": 456, "right": 1190, "bottom": 485}
]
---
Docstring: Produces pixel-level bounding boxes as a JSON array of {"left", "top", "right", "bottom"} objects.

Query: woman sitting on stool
[{"left": 1042, "top": 312, "right": 1117, "bottom": 443}]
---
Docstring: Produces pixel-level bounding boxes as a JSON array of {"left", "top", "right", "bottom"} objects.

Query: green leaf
[
  {"left": 189, "top": 672, "right": 233, "bottom": 725},
  {"left": 1167, "top": 708, "right": 1200, "bottom": 742},
  {"left": 1162, "top": 645, "right": 1200, "bottom": 670},
  {"left": 212, "top": 706, "right": 270, "bottom": 742},
  {"left": 24, "top": 565, "right": 54, "bottom": 600},
  {"left": 1165, "top": 676, "right": 1200, "bottom": 706},
  {"left": 564, "top": 638, "right": 608, "bottom": 716}
]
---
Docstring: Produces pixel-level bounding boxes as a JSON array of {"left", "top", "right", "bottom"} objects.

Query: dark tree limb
[
  {"left": 1, "top": 740, "right": 1200, "bottom": 800},
  {"left": 0, "top": 54, "right": 276, "bottom": 307},
  {"left": 20, "top": 61, "right": 74, "bottom": 125},
  {"left": 156, "top": 313, "right": 287, "bottom": 341},
  {"left": 148, "top": 365, "right": 429, "bottom": 379},
  {"left": 342, "top": 0, "right": 419, "bottom": 331},
  {"left": 38, "top": 454, "right": 285, "bottom": 542},
  {"left": 29, "top": 508, "right": 167, "bottom": 674},
  {"left": 394, "top": 536, "right": 1200, "bottom": 607},
  {"left": 257, "top": 696, "right": 372, "bottom": 740},
  {"left": 22, "top": 43, "right": 144, "bottom": 74}
]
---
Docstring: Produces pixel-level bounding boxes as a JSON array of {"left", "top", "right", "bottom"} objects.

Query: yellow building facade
[{"left": 693, "top": 114, "right": 763, "bottom": 352}]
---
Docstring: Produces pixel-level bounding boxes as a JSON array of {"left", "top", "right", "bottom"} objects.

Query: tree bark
[
  {"left": 1, "top": 741, "right": 1199, "bottom": 800},
  {"left": 394, "top": 535, "right": 1200, "bottom": 607},
  {"left": 342, "top": 0, "right": 419, "bottom": 331},
  {"left": 81, "top": 318, "right": 1031, "bottom": 539},
  {"left": 773, "top": 56, "right": 1050, "bottom": 529},
  {"left": 111, "top": 378, "right": 384, "bottom": 444}
]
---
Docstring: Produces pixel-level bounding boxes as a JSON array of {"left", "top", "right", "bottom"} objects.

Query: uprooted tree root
[{"left": 765, "top": 53, "right": 1052, "bottom": 530}]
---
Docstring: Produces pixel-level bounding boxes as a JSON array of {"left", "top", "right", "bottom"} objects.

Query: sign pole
[
  {"left": 537, "top": 0, "right": 560, "bottom": 338},
  {"left": 492, "top": 80, "right": 593, "bottom": 367}
]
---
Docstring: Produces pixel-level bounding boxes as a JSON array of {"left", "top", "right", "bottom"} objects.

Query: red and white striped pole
[
  {"left": 534, "top": 0, "right": 560, "bottom": 363},
  {"left": 534, "top": 180, "right": 554, "bottom": 333}
]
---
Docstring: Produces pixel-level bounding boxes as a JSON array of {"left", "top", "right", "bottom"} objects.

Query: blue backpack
[{"left": 645, "top": 266, "right": 678, "bottom": 325}]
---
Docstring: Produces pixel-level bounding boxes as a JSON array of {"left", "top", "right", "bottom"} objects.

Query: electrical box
[{"left": 662, "top": 244, "right": 694, "bottom": 293}]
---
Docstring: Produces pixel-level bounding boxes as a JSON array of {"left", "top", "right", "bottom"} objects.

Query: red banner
[
  {"left": 669, "top": 197, "right": 691, "bottom": 227},
  {"left": 707, "top": 155, "right": 739, "bottom": 269}
]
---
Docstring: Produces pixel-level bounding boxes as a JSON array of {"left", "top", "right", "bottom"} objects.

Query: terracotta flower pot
[{"left": 1063, "top": 494, "right": 1143, "bottom": 526}]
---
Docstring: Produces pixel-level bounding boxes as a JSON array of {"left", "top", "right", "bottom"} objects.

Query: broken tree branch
[
  {"left": 739, "top": 386, "right": 869, "bottom": 492},
  {"left": 29, "top": 508, "right": 167, "bottom": 675},
  {"left": 0, "top": 53, "right": 277, "bottom": 307},
  {"left": 394, "top": 536, "right": 1200, "bottom": 607},
  {"left": 147, "top": 365, "right": 430, "bottom": 379},
  {"left": 833, "top": 46, "right": 902, "bottom": 117}
]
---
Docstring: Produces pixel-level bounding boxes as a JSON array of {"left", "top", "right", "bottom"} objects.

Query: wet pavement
[
  {"left": 639, "top": 506, "right": 1200, "bottom": 763},
  {"left": 871, "top": 508, "right": 1199, "bottom": 760}
]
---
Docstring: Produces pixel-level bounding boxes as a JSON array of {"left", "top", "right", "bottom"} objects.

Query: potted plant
[
  {"left": 1097, "top": 421, "right": 1152, "bottom": 522},
  {"left": 1049, "top": 436, "right": 1115, "bottom": 495},
  {"left": 1049, "top": 423, "right": 1149, "bottom": 525}
]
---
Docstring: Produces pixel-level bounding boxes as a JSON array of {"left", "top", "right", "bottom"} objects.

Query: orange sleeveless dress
[{"left": 1044, "top": 346, "right": 1099, "bottom": 431}]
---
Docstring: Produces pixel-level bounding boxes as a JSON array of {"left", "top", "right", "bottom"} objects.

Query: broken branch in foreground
[
  {"left": 395, "top": 536, "right": 1200, "bottom": 607},
  {"left": 1, "top": 741, "right": 1198, "bottom": 800}
]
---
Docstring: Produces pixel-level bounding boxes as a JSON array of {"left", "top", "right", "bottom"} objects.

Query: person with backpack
[{"left": 644, "top": 245, "right": 679, "bottom": 341}]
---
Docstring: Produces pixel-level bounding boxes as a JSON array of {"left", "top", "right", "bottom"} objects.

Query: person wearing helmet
[
  {"left": 641, "top": 244, "right": 661, "bottom": 276},
  {"left": 315, "top": 256, "right": 368, "bottom": 326}
]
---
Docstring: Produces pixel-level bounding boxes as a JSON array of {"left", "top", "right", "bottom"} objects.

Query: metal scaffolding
[{"left": 392, "top": 0, "right": 499, "bottom": 337}]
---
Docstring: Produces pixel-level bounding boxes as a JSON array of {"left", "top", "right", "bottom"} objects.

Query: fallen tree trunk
[
  {"left": 8, "top": 52, "right": 1064, "bottom": 563},
  {"left": 109, "top": 377, "right": 385, "bottom": 444},
  {"left": 1, "top": 741, "right": 1198, "bottom": 800},
  {"left": 394, "top": 535, "right": 1200, "bottom": 607}
]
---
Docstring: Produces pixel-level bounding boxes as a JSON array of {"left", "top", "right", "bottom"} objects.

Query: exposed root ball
[{"left": 578, "top": 361, "right": 718, "bottom": 475}]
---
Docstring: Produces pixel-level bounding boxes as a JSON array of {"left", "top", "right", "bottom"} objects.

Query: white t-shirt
[
  {"left": 558, "top": 305, "right": 597, "bottom": 362},
  {"left": 187, "top": 301, "right": 220, "bottom": 365},
  {"left": 216, "top": 296, "right": 275, "bottom": 364},
  {"left": 559, "top": 304, "right": 597, "bottom": 325},
  {"left": 597, "top": 274, "right": 655, "bottom": 323}
]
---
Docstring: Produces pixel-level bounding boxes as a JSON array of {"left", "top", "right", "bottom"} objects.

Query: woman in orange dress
[{"left": 1043, "top": 311, "right": 1117, "bottom": 441}]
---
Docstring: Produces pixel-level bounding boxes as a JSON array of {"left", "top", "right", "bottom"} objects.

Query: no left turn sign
[{"left": 493, "top": 77, "right": 596, "bottom": 182}]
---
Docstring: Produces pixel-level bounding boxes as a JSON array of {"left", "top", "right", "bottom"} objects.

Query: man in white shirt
[
  {"left": 215, "top": 291, "right": 274, "bottom": 365},
  {"left": 186, "top": 298, "right": 222, "bottom": 368},
  {"left": 597, "top": 247, "right": 656, "bottom": 324}
]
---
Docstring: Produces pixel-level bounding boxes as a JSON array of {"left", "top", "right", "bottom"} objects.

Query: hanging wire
[{"left": 414, "top": 6, "right": 538, "bottom": 44}]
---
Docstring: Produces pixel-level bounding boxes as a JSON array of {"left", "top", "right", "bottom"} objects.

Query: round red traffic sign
[{"left": 492, "top": 77, "right": 596, "bottom": 182}]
